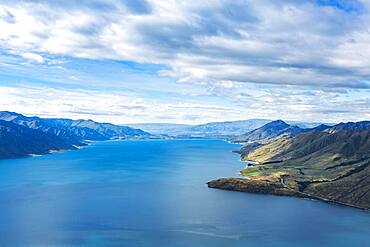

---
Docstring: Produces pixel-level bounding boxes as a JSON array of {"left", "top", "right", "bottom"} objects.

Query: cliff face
[{"left": 210, "top": 121, "right": 370, "bottom": 210}]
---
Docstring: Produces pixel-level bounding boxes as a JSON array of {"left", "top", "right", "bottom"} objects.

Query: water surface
[{"left": 0, "top": 140, "right": 368, "bottom": 247}]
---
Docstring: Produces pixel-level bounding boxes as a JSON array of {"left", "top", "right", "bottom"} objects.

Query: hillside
[
  {"left": 209, "top": 121, "right": 370, "bottom": 209},
  {"left": 0, "top": 120, "right": 77, "bottom": 159},
  {"left": 124, "top": 123, "right": 192, "bottom": 136}
]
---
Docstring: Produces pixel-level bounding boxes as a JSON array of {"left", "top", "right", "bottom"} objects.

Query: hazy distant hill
[
  {"left": 186, "top": 119, "right": 271, "bottom": 137},
  {"left": 124, "top": 123, "right": 191, "bottom": 136},
  {"left": 127, "top": 120, "right": 272, "bottom": 137},
  {"left": 127, "top": 119, "right": 329, "bottom": 139},
  {"left": 0, "top": 120, "right": 76, "bottom": 159},
  {"left": 210, "top": 121, "right": 370, "bottom": 209}
]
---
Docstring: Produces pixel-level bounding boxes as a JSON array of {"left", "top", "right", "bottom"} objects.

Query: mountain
[
  {"left": 127, "top": 119, "right": 329, "bottom": 139},
  {"left": 232, "top": 120, "right": 306, "bottom": 144},
  {"left": 0, "top": 120, "right": 76, "bottom": 159},
  {"left": 123, "top": 123, "right": 191, "bottom": 136},
  {"left": 0, "top": 111, "right": 152, "bottom": 159},
  {"left": 185, "top": 119, "right": 271, "bottom": 137},
  {"left": 243, "top": 121, "right": 370, "bottom": 163},
  {"left": 288, "top": 121, "right": 334, "bottom": 129},
  {"left": 53, "top": 119, "right": 150, "bottom": 140},
  {"left": 308, "top": 124, "right": 331, "bottom": 132},
  {"left": 128, "top": 119, "right": 274, "bottom": 138},
  {"left": 0, "top": 111, "right": 150, "bottom": 142},
  {"left": 0, "top": 112, "right": 90, "bottom": 144},
  {"left": 209, "top": 121, "right": 370, "bottom": 209}
]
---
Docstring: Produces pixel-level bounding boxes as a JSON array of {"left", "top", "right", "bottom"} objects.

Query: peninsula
[{"left": 208, "top": 120, "right": 370, "bottom": 210}]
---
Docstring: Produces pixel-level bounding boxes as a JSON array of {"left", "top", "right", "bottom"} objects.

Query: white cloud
[
  {"left": 21, "top": 52, "right": 44, "bottom": 63},
  {"left": 0, "top": 0, "right": 369, "bottom": 89}
]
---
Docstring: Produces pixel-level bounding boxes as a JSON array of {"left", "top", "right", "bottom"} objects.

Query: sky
[{"left": 0, "top": 0, "right": 369, "bottom": 124}]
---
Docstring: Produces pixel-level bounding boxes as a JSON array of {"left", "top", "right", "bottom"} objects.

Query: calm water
[{"left": 0, "top": 140, "right": 368, "bottom": 247}]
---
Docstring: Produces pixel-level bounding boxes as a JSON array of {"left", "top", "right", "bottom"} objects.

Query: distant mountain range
[
  {"left": 125, "top": 123, "right": 194, "bottom": 137},
  {"left": 209, "top": 120, "right": 370, "bottom": 209},
  {"left": 127, "top": 119, "right": 330, "bottom": 138},
  {"left": 0, "top": 111, "right": 151, "bottom": 159}
]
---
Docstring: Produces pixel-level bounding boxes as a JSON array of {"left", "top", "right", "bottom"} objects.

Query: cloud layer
[
  {"left": 0, "top": 0, "right": 369, "bottom": 123},
  {"left": 0, "top": 85, "right": 246, "bottom": 124},
  {"left": 0, "top": 84, "right": 368, "bottom": 124},
  {"left": 1, "top": 0, "right": 370, "bottom": 87}
]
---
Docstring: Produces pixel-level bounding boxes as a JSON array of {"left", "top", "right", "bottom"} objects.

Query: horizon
[{"left": 0, "top": 1, "right": 370, "bottom": 124}]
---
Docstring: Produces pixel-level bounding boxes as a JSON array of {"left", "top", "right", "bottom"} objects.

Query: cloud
[
  {"left": 0, "top": 7, "right": 16, "bottom": 23},
  {"left": 21, "top": 52, "right": 44, "bottom": 63},
  {"left": 0, "top": 84, "right": 368, "bottom": 124},
  {"left": 0, "top": 0, "right": 369, "bottom": 89},
  {"left": 0, "top": 85, "right": 249, "bottom": 124},
  {"left": 0, "top": 1, "right": 369, "bottom": 123}
]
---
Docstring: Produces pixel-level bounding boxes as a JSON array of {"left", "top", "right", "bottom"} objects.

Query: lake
[{"left": 0, "top": 139, "right": 368, "bottom": 247}]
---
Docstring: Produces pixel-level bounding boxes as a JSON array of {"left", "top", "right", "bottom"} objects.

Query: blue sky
[{"left": 0, "top": 0, "right": 369, "bottom": 124}]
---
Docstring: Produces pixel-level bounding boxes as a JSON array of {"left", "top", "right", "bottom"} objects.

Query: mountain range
[
  {"left": 0, "top": 111, "right": 151, "bottom": 158},
  {"left": 127, "top": 119, "right": 329, "bottom": 138}
]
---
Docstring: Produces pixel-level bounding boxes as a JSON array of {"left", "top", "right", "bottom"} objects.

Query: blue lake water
[{"left": 0, "top": 139, "right": 369, "bottom": 247}]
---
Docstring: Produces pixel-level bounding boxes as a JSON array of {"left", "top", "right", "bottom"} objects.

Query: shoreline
[
  {"left": 214, "top": 147, "right": 370, "bottom": 211},
  {"left": 2, "top": 138, "right": 233, "bottom": 161},
  {"left": 0, "top": 143, "right": 89, "bottom": 161},
  {"left": 207, "top": 178, "right": 370, "bottom": 211}
]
